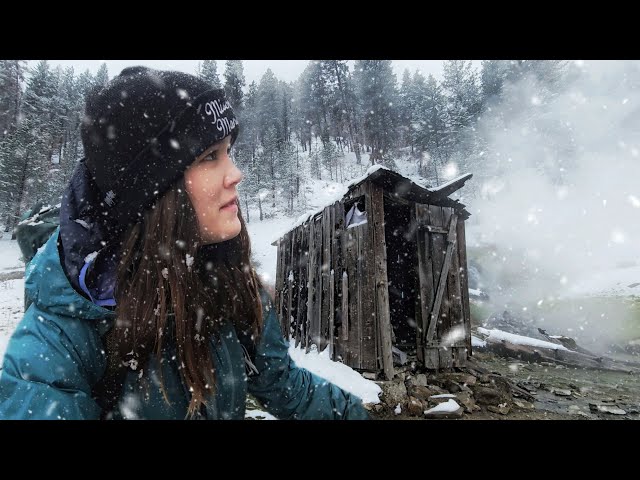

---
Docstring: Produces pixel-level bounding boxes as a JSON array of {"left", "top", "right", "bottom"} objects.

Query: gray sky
[{"left": 33, "top": 60, "right": 455, "bottom": 84}]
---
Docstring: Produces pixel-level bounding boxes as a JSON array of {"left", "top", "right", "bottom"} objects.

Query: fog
[{"left": 465, "top": 60, "right": 640, "bottom": 348}]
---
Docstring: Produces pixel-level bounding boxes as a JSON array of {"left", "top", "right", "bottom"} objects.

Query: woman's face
[{"left": 184, "top": 135, "right": 243, "bottom": 244}]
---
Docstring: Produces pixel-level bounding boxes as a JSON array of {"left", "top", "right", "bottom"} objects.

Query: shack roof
[{"left": 271, "top": 166, "right": 472, "bottom": 246}]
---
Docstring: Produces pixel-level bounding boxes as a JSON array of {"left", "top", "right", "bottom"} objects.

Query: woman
[{"left": 0, "top": 66, "right": 369, "bottom": 420}]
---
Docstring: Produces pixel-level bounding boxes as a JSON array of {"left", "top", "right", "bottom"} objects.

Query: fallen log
[{"left": 484, "top": 336, "right": 640, "bottom": 374}]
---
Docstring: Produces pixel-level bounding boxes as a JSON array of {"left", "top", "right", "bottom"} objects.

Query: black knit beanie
[{"left": 80, "top": 65, "right": 239, "bottom": 227}]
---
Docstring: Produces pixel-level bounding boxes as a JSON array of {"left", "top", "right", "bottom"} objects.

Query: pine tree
[
  {"left": 294, "top": 64, "right": 315, "bottom": 152},
  {"left": 353, "top": 60, "right": 399, "bottom": 165},
  {"left": 413, "top": 73, "right": 448, "bottom": 181},
  {"left": 0, "top": 60, "right": 26, "bottom": 139},
  {"left": 257, "top": 68, "right": 282, "bottom": 147},
  {"left": 200, "top": 60, "right": 222, "bottom": 88},
  {"left": 480, "top": 60, "right": 511, "bottom": 102},
  {"left": 224, "top": 60, "right": 245, "bottom": 114},
  {"left": 441, "top": 60, "right": 481, "bottom": 166},
  {"left": 321, "top": 60, "right": 361, "bottom": 162},
  {"left": 94, "top": 63, "right": 109, "bottom": 88},
  {"left": 398, "top": 69, "right": 414, "bottom": 154}
]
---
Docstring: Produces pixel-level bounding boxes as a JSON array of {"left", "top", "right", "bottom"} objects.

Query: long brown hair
[{"left": 113, "top": 178, "right": 263, "bottom": 417}]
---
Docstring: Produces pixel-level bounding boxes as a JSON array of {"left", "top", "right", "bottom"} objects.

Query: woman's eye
[{"left": 203, "top": 152, "right": 217, "bottom": 161}]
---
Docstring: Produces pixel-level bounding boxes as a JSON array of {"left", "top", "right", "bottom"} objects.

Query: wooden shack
[{"left": 272, "top": 166, "right": 473, "bottom": 380}]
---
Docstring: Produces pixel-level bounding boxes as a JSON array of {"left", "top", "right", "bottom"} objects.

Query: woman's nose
[{"left": 225, "top": 161, "right": 243, "bottom": 188}]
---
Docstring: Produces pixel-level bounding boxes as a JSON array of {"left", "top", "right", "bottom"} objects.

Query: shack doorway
[{"left": 383, "top": 197, "right": 418, "bottom": 362}]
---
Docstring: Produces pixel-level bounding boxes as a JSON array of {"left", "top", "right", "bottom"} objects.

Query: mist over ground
[{"left": 464, "top": 61, "right": 640, "bottom": 350}]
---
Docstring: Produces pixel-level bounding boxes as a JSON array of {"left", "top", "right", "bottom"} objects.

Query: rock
[
  {"left": 487, "top": 374, "right": 513, "bottom": 394},
  {"left": 478, "top": 374, "right": 491, "bottom": 384},
  {"left": 444, "top": 379, "right": 462, "bottom": 393},
  {"left": 472, "top": 386, "right": 510, "bottom": 406},
  {"left": 409, "top": 385, "right": 440, "bottom": 402},
  {"left": 513, "top": 399, "right": 535, "bottom": 410},
  {"left": 376, "top": 381, "right": 408, "bottom": 407},
  {"left": 406, "top": 397, "right": 425, "bottom": 417},
  {"left": 424, "top": 399, "right": 464, "bottom": 419},
  {"left": 362, "top": 372, "right": 377, "bottom": 380},
  {"left": 442, "top": 372, "right": 477, "bottom": 386},
  {"left": 590, "top": 403, "right": 627, "bottom": 415},
  {"left": 455, "top": 391, "right": 477, "bottom": 413},
  {"left": 393, "top": 372, "right": 407, "bottom": 382},
  {"left": 553, "top": 389, "right": 573, "bottom": 397},
  {"left": 567, "top": 405, "right": 592, "bottom": 418},
  {"left": 373, "top": 404, "right": 384, "bottom": 413},
  {"left": 412, "top": 374, "right": 428, "bottom": 387},
  {"left": 428, "top": 394, "right": 457, "bottom": 407},
  {"left": 487, "top": 403, "right": 511, "bottom": 415}
]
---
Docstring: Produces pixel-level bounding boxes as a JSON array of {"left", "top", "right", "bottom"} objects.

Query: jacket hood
[
  {"left": 59, "top": 160, "right": 126, "bottom": 307},
  {"left": 25, "top": 228, "right": 114, "bottom": 320}
]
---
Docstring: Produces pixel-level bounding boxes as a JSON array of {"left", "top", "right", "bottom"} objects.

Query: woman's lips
[{"left": 220, "top": 197, "right": 238, "bottom": 211}]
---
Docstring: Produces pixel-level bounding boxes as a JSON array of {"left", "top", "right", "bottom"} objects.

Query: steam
[{"left": 464, "top": 61, "right": 640, "bottom": 348}]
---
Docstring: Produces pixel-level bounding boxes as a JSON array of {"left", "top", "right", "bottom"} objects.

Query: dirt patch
[
  {"left": 364, "top": 351, "right": 640, "bottom": 421},
  {"left": 0, "top": 270, "right": 23, "bottom": 282}
]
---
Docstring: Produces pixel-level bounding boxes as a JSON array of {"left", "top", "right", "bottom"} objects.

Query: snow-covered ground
[
  {"left": 245, "top": 215, "right": 292, "bottom": 287},
  {"left": 566, "top": 263, "right": 640, "bottom": 298},
  {"left": 0, "top": 278, "right": 24, "bottom": 364},
  {"left": 0, "top": 237, "right": 24, "bottom": 272}
]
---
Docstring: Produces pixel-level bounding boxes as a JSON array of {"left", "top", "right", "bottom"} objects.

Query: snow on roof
[
  {"left": 272, "top": 165, "right": 472, "bottom": 245},
  {"left": 284, "top": 164, "right": 388, "bottom": 233},
  {"left": 428, "top": 173, "right": 474, "bottom": 195}
]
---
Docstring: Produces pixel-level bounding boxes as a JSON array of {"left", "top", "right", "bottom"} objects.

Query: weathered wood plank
[
  {"left": 328, "top": 203, "right": 335, "bottom": 359},
  {"left": 449, "top": 214, "right": 465, "bottom": 352},
  {"left": 290, "top": 228, "right": 300, "bottom": 342},
  {"left": 311, "top": 216, "right": 323, "bottom": 350},
  {"left": 296, "top": 224, "right": 308, "bottom": 348},
  {"left": 453, "top": 346, "right": 468, "bottom": 367},
  {"left": 441, "top": 207, "right": 453, "bottom": 347},
  {"left": 370, "top": 185, "right": 394, "bottom": 380},
  {"left": 414, "top": 204, "right": 423, "bottom": 362},
  {"left": 347, "top": 227, "right": 359, "bottom": 367},
  {"left": 360, "top": 219, "right": 377, "bottom": 371},
  {"left": 428, "top": 205, "right": 445, "bottom": 347},
  {"left": 425, "top": 226, "right": 448, "bottom": 234},
  {"left": 457, "top": 218, "right": 472, "bottom": 356},
  {"left": 426, "top": 212, "right": 458, "bottom": 344},
  {"left": 306, "top": 219, "right": 317, "bottom": 351},
  {"left": 342, "top": 269, "right": 349, "bottom": 342},
  {"left": 439, "top": 346, "right": 453, "bottom": 370},
  {"left": 424, "top": 347, "right": 440, "bottom": 370},
  {"left": 319, "top": 208, "right": 329, "bottom": 352},
  {"left": 329, "top": 267, "right": 335, "bottom": 360},
  {"left": 274, "top": 238, "right": 283, "bottom": 323},
  {"left": 355, "top": 225, "right": 364, "bottom": 369},
  {"left": 285, "top": 229, "right": 295, "bottom": 341},
  {"left": 415, "top": 204, "right": 433, "bottom": 363},
  {"left": 279, "top": 233, "right": 289, "bottom": 337}
]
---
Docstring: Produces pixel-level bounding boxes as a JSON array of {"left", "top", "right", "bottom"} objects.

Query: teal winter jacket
[{"left": 0, "top": 229, "right": 369, "bottom": 420}]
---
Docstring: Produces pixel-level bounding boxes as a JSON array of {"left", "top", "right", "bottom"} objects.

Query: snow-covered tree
[{"left": 200, "top": 60, "right": 222, "bottom": 89}]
